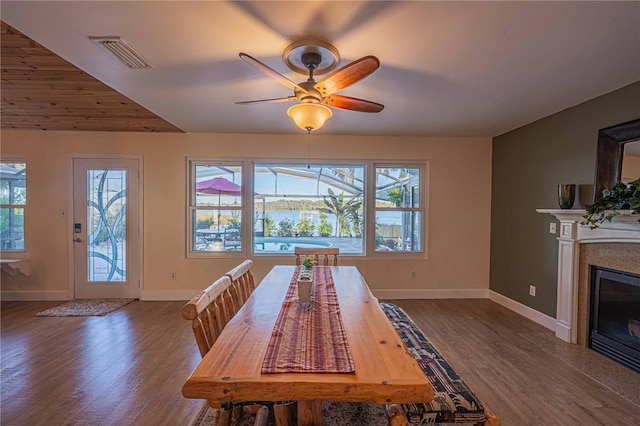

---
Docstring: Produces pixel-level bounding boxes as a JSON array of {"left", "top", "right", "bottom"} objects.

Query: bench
[{"left": 380, "top": 303, "right": 500, "bottom": 426}]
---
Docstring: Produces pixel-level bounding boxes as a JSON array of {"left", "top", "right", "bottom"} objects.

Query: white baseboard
[
  {"left": 0, "top": 289, "right": 195, "bottom": 302},
  {"left": 0, "top": 288, "right": 558, "bottom": 334},
  {"left": 140, "top": 290, "right": 197, "bottom": 301},
  {"left": 488, "top": 290, "right": 556, "bottom": 331},
  {"left": 555, "top": 322, "right": 572, "bottom": 342},
  {"left": 373, "top": 288, "right": 490, "bottom": 300},
  {"left": 372, "top": 288, "right": 556, "bottom": 332},
  {"left": 0, "top": 291, "right": 70, "bottom": 301}
]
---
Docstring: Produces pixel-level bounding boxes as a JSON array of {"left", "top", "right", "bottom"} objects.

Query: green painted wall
[{"left": 490, "top": 81, "right": 640, "bottom": 317}]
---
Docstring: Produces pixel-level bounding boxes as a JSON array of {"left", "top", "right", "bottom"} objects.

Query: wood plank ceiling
[{"left": 0, "top": 21, "right": 182, "bottom": 132}]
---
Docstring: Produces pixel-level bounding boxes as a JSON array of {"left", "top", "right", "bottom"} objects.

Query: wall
[
  {"left": 490, "top": 81, "right": 640, "bottom": 317},
  {"left": 1, "top": 131, "right": 492, "bottom": 301}
]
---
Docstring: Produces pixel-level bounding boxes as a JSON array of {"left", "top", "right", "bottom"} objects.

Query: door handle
[{"left": 73, "top": 238, "right": 82, "bottom": 243}]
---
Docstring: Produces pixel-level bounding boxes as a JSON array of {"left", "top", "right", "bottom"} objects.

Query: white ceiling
[{"left": 2, "top": 1, "right": 639, "bottom": 137}]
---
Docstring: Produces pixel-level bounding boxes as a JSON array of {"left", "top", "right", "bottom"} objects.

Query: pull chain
[{"left": 306, "top": 128, "right": 311, "bottom": 169}]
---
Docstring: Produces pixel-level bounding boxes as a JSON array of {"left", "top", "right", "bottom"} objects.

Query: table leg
[
  {"left": 297, "top": 400, "right": 322, "bottom": 426},
  {"left": 217, "top": 402, "right": 233, "bottom": 426},
  {"left": 274, "top": 401, "right": 295, "bottom": 426}
]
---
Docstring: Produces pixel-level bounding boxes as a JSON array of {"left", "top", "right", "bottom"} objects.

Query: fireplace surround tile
[{"left": 578, "top": 243, "right": 640, "bottom": 346}]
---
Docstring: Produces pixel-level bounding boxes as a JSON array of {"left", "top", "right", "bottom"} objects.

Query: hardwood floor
[{"left": 1, "top": 299, "right": 639, "bottom": 425}]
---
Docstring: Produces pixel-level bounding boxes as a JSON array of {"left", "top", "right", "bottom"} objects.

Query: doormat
[
  {"left": 35, "top": 299, "right": 135, "bottom": 317},
  {"left": 188, "top": 401, "right": 388, "bottom": 426}
]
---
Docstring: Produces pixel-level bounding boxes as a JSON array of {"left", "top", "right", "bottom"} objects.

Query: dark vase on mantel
[{"left": 558, "top": 184, "right": 576, "bottom": 209}]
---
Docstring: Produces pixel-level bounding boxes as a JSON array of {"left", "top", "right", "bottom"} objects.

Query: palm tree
[
  {"left": 344, "top": 198, "right": 363, "bottom": 237},
  {"left": 320, "top": 188, "right": 350, "bottom": 237}
]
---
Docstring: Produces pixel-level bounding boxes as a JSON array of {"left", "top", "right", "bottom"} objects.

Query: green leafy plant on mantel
[{"left": 582, "top": 178, "right": 640, "bottom": 229}]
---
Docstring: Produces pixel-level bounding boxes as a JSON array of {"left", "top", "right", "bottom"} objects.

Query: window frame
[
  {"left": 0, "top": 157, "right": 27, "bottom": 253},
  {"left": 252, "top": 160, "right": 367, "bottom": 256},
  {"left": 186, "top": 158, "right": 427, "bottom": 258},
  {"left": 369, "top": 162, "right": 426, "bottom": 256},
  {"left": 186, "top": 158, "right": 248, "bottom": 258}
]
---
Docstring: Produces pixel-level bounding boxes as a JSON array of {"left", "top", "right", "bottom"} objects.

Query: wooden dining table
[{"left": 182, "top": 265, "right": 434, "bottom": 425}]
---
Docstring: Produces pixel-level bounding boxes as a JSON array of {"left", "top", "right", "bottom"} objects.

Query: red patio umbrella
[
  {"left": 196, "top": 176, "right": 242, "bottom": 195},
  {"left": 196, "top": 177, "right": 242, "bottom": 231}
]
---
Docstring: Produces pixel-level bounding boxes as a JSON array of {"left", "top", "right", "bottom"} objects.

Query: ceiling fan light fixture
[
  {"left": 287, "top": 103, "right": 332, "bottom": 132},
  {"left": 283, "top": 38, "right": 340, "bottom": 75}
]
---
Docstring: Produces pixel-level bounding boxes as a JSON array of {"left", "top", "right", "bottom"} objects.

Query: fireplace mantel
[{"left": 537, "top": 209, "right": 640, "bottom": 343}]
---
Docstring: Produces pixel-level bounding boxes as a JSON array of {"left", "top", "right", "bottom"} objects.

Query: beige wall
[{"left": 1, "top": 130, "right": 491, "bottom": 300}]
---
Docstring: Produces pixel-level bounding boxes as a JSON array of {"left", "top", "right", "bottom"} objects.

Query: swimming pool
[{"left": 254, "top": 237, "right": 333, "bottom": 252}]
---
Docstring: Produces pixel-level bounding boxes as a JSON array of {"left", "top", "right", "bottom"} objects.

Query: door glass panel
[{"left": 87, "top": 169, "right": 126, "bottom": 282}]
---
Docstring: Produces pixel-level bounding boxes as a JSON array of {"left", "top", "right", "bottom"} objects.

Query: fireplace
[
  {"left": 537, "top": 209, "right": 639, "bottom": 345},
  {"left": 590, "top": 267, "right": 640, "bottom": 373}
]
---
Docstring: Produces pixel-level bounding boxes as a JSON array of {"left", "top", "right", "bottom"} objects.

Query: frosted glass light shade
[{"left": 287, "top": 103, "right": 333, "bottom": 131}]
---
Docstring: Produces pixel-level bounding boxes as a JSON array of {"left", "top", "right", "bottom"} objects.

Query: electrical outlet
[
  {"left": 171, "top": 271, "right": 176, "bottom": 280},
  {"left": 410, "top": 270, "right": 416, "bottom": 279},
  {"left": 529, "top": 285, "right": 536, "bottom": 296},
  {"left": 549, "top": 222, "right": 557, "bottom": 234}
]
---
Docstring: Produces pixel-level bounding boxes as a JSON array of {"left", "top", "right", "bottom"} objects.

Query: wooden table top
[{"left": 182, "top": 265, "right": 434, "bottom": 405}]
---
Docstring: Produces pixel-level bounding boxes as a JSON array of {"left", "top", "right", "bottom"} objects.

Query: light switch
[{"left": 549, "top": 222, "right": 557, "bottom": 234}]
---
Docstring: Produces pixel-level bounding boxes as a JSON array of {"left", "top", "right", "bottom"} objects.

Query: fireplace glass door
[{"left": 590, "top": 267, "right": 640, "bottom": 373}]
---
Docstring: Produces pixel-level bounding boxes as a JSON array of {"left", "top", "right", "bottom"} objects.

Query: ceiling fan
[{"left": 236, "top": 39, "right": 384, "bottom": 132}]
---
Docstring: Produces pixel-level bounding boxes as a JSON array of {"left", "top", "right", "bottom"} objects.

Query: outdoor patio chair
[
  {"left": 224, "top": 228, "right": 241, "bottom": 251},
  {"left": 294, "top": 247, "right": 339, "bottom": 266}
]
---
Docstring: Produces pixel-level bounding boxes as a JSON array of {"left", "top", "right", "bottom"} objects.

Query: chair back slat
[
  {"left": 191, "top": 316, "right": 211, "bottom": 358},
  {"left": 294, "top": 247, "right": 339, "bottom": 266}
]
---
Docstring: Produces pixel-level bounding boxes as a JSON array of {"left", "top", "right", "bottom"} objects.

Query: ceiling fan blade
[
  {"left": 236, "top": 96, "right": 297, "bottom": 105},
  {"left": 322, "top": 94, "right": 384, "bottom": 113},
  {"left": 314, "top": 56, "right": 380, "bottom": 96},
  {"left": 239, "top": 53, "right": 308, "bottom": 94}
]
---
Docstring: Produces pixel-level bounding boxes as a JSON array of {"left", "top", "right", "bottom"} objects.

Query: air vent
[{"left": 90, "top": 36, "right": 152, "bottom": 69}]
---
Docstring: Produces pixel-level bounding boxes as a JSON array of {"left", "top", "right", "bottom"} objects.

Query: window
[
  {"left": 0, "top": 161, "right": 26, "bottom": 251},
  {"left": 253, "top": 164, "right": 364, "bottom": 254},
  {"left": 186, "top": 160, "right": 425, "bottom": 256},
  {"left": 374, "top": 166, "right": 423, "bottom": 252},
  {"left": 188, "top": 162, "right": 243, "bottom": 254}
]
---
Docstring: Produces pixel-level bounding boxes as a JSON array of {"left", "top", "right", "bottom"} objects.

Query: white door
[{"left": 73, "top": 158, "right": 141, "bottom": 299}]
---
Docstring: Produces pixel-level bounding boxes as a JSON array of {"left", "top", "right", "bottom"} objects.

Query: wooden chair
[
  {"left": 183, "top": 275, "right": 270, "bottom": 426},
  {"left": 294, "top": 247, "right": 339, "bottom": 266}
]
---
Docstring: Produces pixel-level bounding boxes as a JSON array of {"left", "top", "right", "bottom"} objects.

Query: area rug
[
  {"left": 35, "top": 299, "right": 135, "bottom": 317},
  {"left": 189, "top": 401, "right": 389, "bottom": 426}
]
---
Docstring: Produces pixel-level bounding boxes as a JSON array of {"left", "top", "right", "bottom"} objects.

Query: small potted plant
[
  {"left": 582, "top": 178, "right": 640, "bottom": 229},
  {"left": 301, "top": 255, "right": 316, "bottom": 269},
  {"left": 298, "top": 256, "right": 316, "bottom": 304}
]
